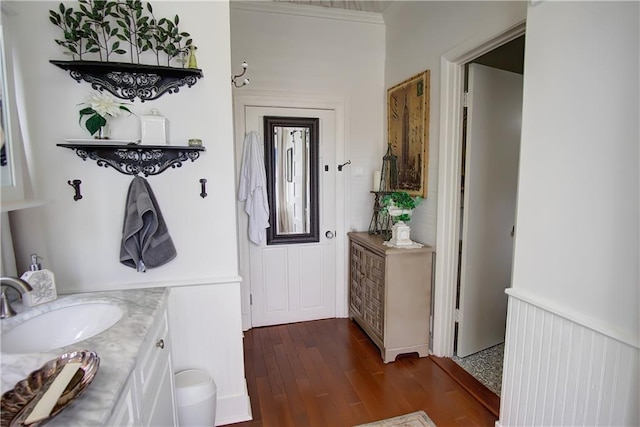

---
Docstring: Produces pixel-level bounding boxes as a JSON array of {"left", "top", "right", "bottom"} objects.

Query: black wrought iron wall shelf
[
  {"left": 50, "top": 60, "right": 204, "bottom": 102},
  {"left": 57, "top": 143, "right": 205, "bottom": 177}
]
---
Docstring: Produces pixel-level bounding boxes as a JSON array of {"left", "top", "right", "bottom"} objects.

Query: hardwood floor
[
  {"left": 231, "top": 318, "right": 498, "bottom": 427},
  {"left": 429, "top": 357, "right": 500, "bottom": 418}
]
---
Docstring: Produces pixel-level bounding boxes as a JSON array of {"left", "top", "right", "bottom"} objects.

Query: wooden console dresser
[{"left": 348, "top": 232, "right": 433, "bottom": 363}]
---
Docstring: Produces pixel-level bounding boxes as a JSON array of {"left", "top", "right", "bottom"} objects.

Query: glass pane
[
  {"left": 264, "top": 116, "right": 319, "bottom": 245},
  {"left": 273, "top": 126, "right": 310, "bottom": 235}
]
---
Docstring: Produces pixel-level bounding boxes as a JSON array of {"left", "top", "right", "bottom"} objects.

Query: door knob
[{"left": 325, "top": 231, "right": 335, "bottom": 239}]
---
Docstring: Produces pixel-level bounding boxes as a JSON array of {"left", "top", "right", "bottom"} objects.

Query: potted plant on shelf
[
  {"left": 381, "top": 191, "right": 424, "bottom": 248},
  {"left": 78, "top": 92, "right": 133, "bottom": 139}
]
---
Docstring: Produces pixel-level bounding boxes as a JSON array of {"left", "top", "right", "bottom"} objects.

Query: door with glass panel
[{"left": 244, "top": 106, "right": 336, "bottom": 327}]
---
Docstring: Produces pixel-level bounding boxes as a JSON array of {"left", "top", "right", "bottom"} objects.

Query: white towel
[{"left": 238, "top": 131, "right": 270, "bottom": 245}]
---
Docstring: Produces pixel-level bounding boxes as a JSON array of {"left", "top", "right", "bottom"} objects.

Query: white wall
[
  {"left": 7, "top": 1, "right": 238, "bottom": 291},
  {"left": 501, "top": 295, "right": 638, "bottom": 426},
  {"left": 502, "top": 2, "right": 638, "bottom": 425},
  {"left": 230, "top": 1, "right": 386, "bottom": 233},
  {"left": 512, "top": 0, "right": 639, "bottom": 349},
  {"left": 383, "top": 1, "right": 527, "bottom": 246},
  {"left": 169, "top": 284, "right": 250, "bottom": 425},
  {"left": 230, "top": 2, "right": 386, "bottom": 326},
  {"left": 3, "top": 2, "right": 249, "bottom": 424}
]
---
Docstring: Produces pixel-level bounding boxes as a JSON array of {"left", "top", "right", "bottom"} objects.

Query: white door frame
[
  {"left": 233, "top": 91, "right": 347, "bottom": 330},
  {"left": 433, "top": 21, "right": 526, "bottom": 357}
]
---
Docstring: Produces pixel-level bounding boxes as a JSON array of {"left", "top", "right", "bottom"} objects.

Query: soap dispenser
[{"left": 20, "top": 254, "right": 57, "bottom": 307}]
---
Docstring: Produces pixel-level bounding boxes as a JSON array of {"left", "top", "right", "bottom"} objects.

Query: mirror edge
[{"left": 264, "top": 116, "right": 320, "bottom": 245}]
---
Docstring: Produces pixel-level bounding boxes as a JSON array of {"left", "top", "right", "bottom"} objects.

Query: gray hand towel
[{"left": 120, "top": 176, "right": 176, "bottom": 272}]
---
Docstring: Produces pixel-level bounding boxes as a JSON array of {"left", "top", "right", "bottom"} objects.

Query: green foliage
[
  {"left": 49, "top": 4, "right": 86, "bottom": 59},
  {"left": 381, "top": 192, "right": 423, "bottom": 223},
  {"left": 157, "top": 15, "right": 192, "bottom": 66},
  {"left": 115, "top": 0, "right": 146, "bottom": 63},
  {"left": 49, "top": 0, "right": 194, "bottom": 67}
]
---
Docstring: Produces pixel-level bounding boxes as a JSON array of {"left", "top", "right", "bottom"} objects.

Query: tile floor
[{"left": 452, "top": 343, "right": 505, "bottom": 396}]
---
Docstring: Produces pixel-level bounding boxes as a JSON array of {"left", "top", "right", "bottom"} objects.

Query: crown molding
[{"left": 230, "top": 1, "right": 385, "bottom": 25}]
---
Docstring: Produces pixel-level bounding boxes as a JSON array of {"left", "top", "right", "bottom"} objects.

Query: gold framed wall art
[{"left": 387, "top": 70, "right": 430, "bottom": 197}]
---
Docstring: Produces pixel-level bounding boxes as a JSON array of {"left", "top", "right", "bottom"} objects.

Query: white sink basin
[{"left": 1, "top": 302, "right": 123, "bottom": 354}]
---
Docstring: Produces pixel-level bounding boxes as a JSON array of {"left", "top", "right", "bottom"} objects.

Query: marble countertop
[{"left": 1, "top": 287, "right": 169, "bottom": 426}]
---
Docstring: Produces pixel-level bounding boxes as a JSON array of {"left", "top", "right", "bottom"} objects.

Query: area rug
[{"left": 354, "top": 410, "right": 436, "bottom": 427}]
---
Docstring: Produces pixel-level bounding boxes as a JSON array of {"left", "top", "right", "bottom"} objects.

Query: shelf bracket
[
  {"left": 57, "top": 143, "right": 205, "bottom": 177},
  {"left": 50, "top": 60, "right": 204, "bottom": 102}
]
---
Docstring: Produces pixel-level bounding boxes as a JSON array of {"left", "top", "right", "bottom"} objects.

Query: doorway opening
[{"left": 452, "top": 35, "right": 525, "bottom": 397}]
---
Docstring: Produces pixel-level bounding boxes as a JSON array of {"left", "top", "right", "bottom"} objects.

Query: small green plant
[
  {"left": 49, "top": 3, "right": 86, "bottom": 60},
  {"left": 115, "top": 0, "right": 147, "bottom": 64},
  {"left": 381, "top": 191, "right": 423, "bottom": 223},
  {"left": 157, "top": 15, "right": 193, "bottom": 66},
  {"left": 49, "top": 1, "right": 194, "bottom": 67}
]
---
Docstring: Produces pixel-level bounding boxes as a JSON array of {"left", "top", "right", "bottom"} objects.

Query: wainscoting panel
[
  {"left": 169, "top": 283, "right": 251, "bottom": 425},
  {"left": 500, "top": 292, "right": 639, "bottom": 426}
]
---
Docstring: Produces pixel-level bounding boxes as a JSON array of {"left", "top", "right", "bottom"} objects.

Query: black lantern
[
  {"left": 368, "top": 144, "right": 398, "bottom": 236},
  {"left": 379, "top": 143, "right": 397, "bottom": 192}
]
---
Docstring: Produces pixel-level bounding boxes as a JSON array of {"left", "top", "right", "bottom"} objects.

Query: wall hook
[
  {"left": 337, "top": 160, "right": 352, "bottom": 171},
  {"left": 68, "top": 179, "right": 82, "bottom": 201},
  {"left": 199, "top": 178, "right": 208, "bottom": 198},
  {"left": 232, "top": 61, "right": 250, "bottom": 88}
]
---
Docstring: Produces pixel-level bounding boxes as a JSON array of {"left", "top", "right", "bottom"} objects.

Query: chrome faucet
[{"left": 1, "top": 277, "right": 32, "bottom": 319}]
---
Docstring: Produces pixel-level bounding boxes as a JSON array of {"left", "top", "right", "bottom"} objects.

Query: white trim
[
  {"left": 214, "top": 382, "right": 252, "bottom": 426},
  {"left": 433, "top": 21, "right": 526, "bottom": 357},
  {"left": 1, "top": 199, "right": 47, "bottom": 212},
  {"left": 230, "top": 1, "right": 385, "bottom": 25},
  {"left": 233, "top": 90, "right": 348, "bottom": 329},
  {"left": 61, "top": 276, "right": 243, "bottom": 294},
  {"left": 506, "top": 288, "right": 640, "bottom": 350}
]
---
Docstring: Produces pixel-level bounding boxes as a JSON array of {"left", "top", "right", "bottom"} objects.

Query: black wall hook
[
  {"left": 68, "top": 179, "right": 82, "bottom": 201},
  {"left": 199, "top": 178, "right": 207, "bottom": 198},
  {"left": 337, "top": 160, "right": 351, "bottom": 171}
]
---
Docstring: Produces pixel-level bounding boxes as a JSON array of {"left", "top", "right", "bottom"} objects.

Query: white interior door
[
  {"left": 457, "top": 63, "right": 523, "bottom": 358},
  {"left": 243, "top": 106, "right": 336, "bottom": 327}
]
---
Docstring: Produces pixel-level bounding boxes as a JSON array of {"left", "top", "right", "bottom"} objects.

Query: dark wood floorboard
[
  {"left": 429, "top": 356, "right": 500, "bottom": 418},
  {"left": 231, "top": 319, "right": 498, "bottom": 427}
]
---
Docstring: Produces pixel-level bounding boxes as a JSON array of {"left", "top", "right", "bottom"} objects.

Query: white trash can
[{"left": 175, "top": 369, "right": 217, "bottom": 427}]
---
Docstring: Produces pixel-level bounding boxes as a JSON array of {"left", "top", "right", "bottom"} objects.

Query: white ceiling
[{"left": 273, "top": 0, "right": 393, "bottom": 14}]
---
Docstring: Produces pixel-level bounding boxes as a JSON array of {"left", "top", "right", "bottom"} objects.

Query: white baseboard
[{"left": 215, "top": 381, "right": 252, "bottom": 426}]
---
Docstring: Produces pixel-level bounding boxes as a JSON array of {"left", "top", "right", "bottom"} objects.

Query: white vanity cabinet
[
  {"left": 109, "top": 374, "right": 138, "bottom": 427},
  {"left": 138, "top": 306, "right": 177, "bottom": 426},
  {"left": 108, "top": 301, "right": 177, "bottom": 426}
]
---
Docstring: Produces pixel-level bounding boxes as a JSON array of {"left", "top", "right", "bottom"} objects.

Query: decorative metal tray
[{"left": 0, "top": 350, "right": 100, "bottom": 427}]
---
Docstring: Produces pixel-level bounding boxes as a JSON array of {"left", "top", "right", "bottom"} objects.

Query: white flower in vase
[{"left": 78, "top": 92, "right": 134, "bottom": 139}]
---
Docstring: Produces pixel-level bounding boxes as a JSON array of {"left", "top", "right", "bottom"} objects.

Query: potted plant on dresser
[{"left": 381, "top": 191, "right": 424, "bottom": 248}]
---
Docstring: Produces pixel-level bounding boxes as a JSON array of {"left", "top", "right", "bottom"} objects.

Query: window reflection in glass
[
  {"left": 273, "top": 126, "right": 310, "bottom": 235},
  {"left": 264, "top": 116, "right": 319, "bottom": 245}
]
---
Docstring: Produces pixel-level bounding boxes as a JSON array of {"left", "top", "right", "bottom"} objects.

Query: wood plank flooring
[
  {"left": 230, "top": 319, "right": 497, "bottom": 427},
  {"left": 429, "top": 357, "right": 500, "bottom": 417}
]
